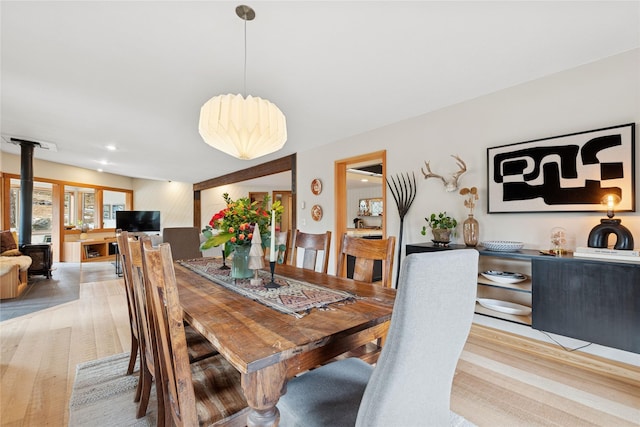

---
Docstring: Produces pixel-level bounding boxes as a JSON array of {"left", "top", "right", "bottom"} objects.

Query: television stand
[{"left": 63, "top": 238, "right": 117, "bottom": 263}]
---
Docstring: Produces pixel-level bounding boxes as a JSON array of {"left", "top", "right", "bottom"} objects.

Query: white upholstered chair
[{"left": 277, "top": 249, "right": 479, "bottom": 427}]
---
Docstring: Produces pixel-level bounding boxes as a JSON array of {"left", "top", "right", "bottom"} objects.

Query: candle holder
[
  {"left": 219, "top": 247, "right": 230, "bottom": 270},
  {"left": 265, "top": 261, "right": 280, "bottom": 289}
]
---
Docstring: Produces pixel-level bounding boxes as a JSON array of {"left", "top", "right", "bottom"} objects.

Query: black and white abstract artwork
[{"left": 488, "top": 123, "right": 635, "bottom": 213}]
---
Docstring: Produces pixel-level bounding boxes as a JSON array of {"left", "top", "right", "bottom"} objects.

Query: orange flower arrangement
[{"left": 201, "top": 193, "right": 282, "bottom": 253}]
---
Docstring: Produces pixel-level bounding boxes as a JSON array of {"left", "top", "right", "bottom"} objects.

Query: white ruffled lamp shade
[{"left": 199, "top": 93, "right": 287, "bottom": 160}]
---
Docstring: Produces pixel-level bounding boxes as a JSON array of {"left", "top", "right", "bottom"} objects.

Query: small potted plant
[{"left": 421, "top": 211, "right": 457, "bottom": 244}]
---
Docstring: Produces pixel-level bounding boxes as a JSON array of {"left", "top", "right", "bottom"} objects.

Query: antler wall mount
[{"left": 421, "top": 154, "right": 467, "bottom": 192}]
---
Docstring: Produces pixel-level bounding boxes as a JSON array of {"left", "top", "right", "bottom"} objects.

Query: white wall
[
  {"left": 1, "top": 152, "right": 134, "bottom": 189},
  {"left": 297, "top": 49, "right": 640, "bottom": 279},
  {"left": 132, "top": 179, "right": 193, "bottom": 230}
]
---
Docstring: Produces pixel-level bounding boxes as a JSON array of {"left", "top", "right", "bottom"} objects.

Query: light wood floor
[{"left": 1, "top": 266, "right": 638, "bottom": 426}]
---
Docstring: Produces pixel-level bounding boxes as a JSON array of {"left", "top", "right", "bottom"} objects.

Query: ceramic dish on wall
[
  {"left": 311, "top": 204, "right": 323, "bottom": 221},
  {"left": 311, "top": 179, "right": 322, "bottom": 195},
  {"left": 480, "top": 270, "right": 527, "bottom": 284},
  {"left": 476, "top": 298, "right": 531, "bottom": 316}
]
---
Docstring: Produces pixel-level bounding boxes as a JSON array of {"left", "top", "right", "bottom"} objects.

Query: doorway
[
  {"left": 334, "top": 150, "right": 386, "bottom": 275},
  {"left": 273, "top": 190, "right": 293, "bottom": 257}
]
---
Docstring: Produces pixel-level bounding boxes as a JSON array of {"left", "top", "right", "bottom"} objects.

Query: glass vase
[
  {"left": 463, "top": 214, "right": 479, "bottom": 247},
  {"left": 231, "top": 244, "right": 252, "bottom": 279}
]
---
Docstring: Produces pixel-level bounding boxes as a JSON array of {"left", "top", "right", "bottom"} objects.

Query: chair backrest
[
  {"left": 116, "top": 231, "right": 138, "bottom": 341},
  {"left": 290, "top": 229, "right": 331, "bottom": 273},
  {"left": 141, "top": 238, "right": 199, "bottom": 425},
  {"left": 336, "top": 234, "right": 396, "bottom": 288},
  {"left": 277, "top": 230, "right": 289, "bottom": 264},
  {"left": 355, "top": 250, "right": 479, "bottom": 427},
  {"left": 126, "top": 236, "right": 157, "bottom": 376},
  {"left": 162, "top": 227, "right": 202, "bottom": 261}
]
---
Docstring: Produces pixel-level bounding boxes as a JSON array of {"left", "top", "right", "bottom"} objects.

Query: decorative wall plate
[
  {"left": 311, "top": 179, "right": 322, "bottom": 195},
  {"left": 311, "top": 204, "right": 323, "bottom": 221}
]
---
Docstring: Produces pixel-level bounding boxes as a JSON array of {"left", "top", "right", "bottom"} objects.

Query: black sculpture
[
  {"left": 386, "top": 172, "right": 417, "bottom": 286},
  {"left": 587, "top": 219, "right": 634, "bottom": 250}
]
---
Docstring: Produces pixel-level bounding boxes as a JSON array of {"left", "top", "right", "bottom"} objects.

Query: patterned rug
[
  {"left": 69, "top": 352, "right": 475, "bottom": 427},
  {"left": 179, "top": 258, "right": 356, "bottom": 318}
]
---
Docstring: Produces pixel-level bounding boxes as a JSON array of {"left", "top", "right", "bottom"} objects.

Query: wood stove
[
  {"left": 20, "top": 244, "right": 53, "bottom": 278},
  {"left": 10, "top": 138, "right": 53, "bottom": 279}
]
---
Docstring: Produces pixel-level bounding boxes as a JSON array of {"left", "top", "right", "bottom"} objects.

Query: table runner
[{"left": 179, "top": 258, "right": 356, "bottom": 318}]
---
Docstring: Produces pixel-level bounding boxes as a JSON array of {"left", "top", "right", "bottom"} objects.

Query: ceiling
[{"left": 2, "top": 1, "right": 639, "bottom": 184}]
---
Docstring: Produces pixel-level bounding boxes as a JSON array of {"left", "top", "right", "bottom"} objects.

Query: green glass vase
[{"left": 231, "top": 244, "right": 252, "bottom": 279}]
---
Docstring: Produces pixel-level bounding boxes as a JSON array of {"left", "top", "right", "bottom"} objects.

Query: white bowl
[
  {"left": 481, "top": 240, "right": 524, "bottom": 252},
  {"left": 476, "top": 298, "right": 531, "bottom": 315},
  {"left": 481, "top": 270, "right": 527, "bottom": 284}
]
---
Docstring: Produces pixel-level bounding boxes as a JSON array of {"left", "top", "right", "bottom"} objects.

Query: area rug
[
  {"left": 69, "top": 353, "right": 475, "bottom": 427},
  {"left": 68, "top": 353, "right": 156, "bottom": 426},
  {"left": 180, "top": 258, "right": 356, "bottom": 318}
]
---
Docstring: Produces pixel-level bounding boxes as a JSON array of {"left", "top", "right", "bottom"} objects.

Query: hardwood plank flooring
[
  {"left": 1, "top": 262, "right": 638, "bottom": 426},
  {"left": 1, "top": 263, "right": 128, "bottom": 426}
]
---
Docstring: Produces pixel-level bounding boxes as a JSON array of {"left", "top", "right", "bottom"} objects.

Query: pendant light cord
[
  {"left": 236, "top": 5, "right": 254, "bottom": 98},
  {"left": 243, "top": 16, "right": 247, "bottom": 97}
]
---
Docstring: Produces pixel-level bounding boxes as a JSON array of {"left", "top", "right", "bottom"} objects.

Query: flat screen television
[{"left": 116, "top": 210, "right": 161, "bottom": 232}]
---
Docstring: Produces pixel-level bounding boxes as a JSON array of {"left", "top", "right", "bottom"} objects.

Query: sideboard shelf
[
  {"left": 405, "top": 243, "right": 639, "bottom": 354},
  {"left": 63, "top": 238, "right": 117, "bottom": 263}
]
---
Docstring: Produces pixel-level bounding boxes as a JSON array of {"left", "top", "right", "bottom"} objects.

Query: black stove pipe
[{"left": 18, "top": 141, "right": 36, "bottom": 246}]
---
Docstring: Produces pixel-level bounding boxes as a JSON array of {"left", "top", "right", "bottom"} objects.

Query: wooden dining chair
[
  {"left": 336, "top": 234, "right": 396, "bottom": 288},
  {"left": 119, "top": 232, "right": 217, "bottom": 420},
  {"left": 140, "top": 238, "right": 249, "bottom": 427},
  {"left": 277, "top": 230, "right": 289, "bottom": 264},
  {"left": 277, "top": 250, "right": 479, "bottom": 427},
  {"left": 121, "top": 233, "right": 165, "bottom": 421},
  {"left": 289, "top": 229, "right": 331, "bottom": 273},
  {"left": 115, "top": 230, "right": 141, "bottom": 379},
  {"left": 333, "top": 234, "right": 396, "bottom": 362},
  {"left": 266, "top": 230, "right": 290, "bottom": 264}
]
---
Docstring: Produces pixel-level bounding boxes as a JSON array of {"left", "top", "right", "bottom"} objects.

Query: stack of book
[{"left": 573, "top": 246, "right": 640, "bottom": 262}]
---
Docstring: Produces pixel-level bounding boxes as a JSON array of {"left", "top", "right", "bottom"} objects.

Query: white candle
[{"left": 270, "top": 209, "right": 277, "bottom": 262}]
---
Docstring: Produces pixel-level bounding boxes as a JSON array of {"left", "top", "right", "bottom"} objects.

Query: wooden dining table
[{"left": 174, "top": 262, "right": 396, "bottom": 427}]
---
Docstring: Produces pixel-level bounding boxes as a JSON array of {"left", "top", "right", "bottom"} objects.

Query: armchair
[{"left": 0, "top": 230, "right": 32, "bottom": 299}]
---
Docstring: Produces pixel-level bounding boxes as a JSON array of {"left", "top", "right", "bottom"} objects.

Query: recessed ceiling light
[
  {"left": 97, "top": 168, "right": 104, "bottom": 173},
  {"left": 105, "top": 144, "right": 116, "bottom": 151},
  {"left": 361, "top": 178, "right": 369, "bottom": 182}
]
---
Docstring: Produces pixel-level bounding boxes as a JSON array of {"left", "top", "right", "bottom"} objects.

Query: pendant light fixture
[{"left": 199, "top": 5, "right": 287, "bottom": 160}]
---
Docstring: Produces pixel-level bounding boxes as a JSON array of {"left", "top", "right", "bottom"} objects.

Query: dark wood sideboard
[{"left": 405, "top": 243, "right": 639, "bottom": 354}]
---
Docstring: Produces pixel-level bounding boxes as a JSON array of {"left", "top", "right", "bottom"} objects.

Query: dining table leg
[{"left": 241, "top": 363, "right": 287, "bottom": 427}]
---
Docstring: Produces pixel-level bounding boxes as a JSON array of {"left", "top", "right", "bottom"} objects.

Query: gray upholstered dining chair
[
  {"left": 162, "top": 227, "right": 202, "bottom": 261},
  {"left": 277, "top": 249, "right": 479, "bottom": 427}
]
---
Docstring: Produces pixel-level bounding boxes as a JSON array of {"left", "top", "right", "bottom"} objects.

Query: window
[{"left": 9, "top": 178, "right": 53, "bottom": 243}]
